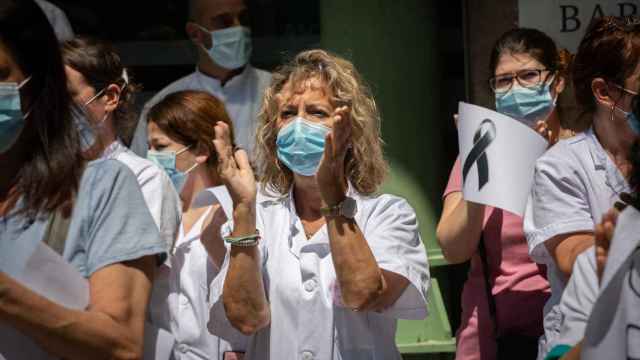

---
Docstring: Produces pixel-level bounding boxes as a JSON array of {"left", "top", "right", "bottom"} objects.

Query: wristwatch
[{"left": 320, "top": 197, "right": 357, "bottom": 219}]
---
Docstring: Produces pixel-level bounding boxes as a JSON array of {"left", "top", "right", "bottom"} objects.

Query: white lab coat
[
  {"left": 131, "top": 65, "right": 271, "bottom": 158},
  {"left": 35, "top": 0, "right": 74, "bottom": 41},
  {"left": 169, "top": 187, "right": 247, "bottom": 360},
  {"left": 523, "top": 127, "right": 630, "bottom": 359},
  {"left": 210, "top": 186, "right": 430, "bottom": 360},
  {"left": 581, "top": 206, "right": 640, "bottom": 359}
]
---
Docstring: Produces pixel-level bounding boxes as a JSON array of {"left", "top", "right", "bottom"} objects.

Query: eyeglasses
[
  {"left": 611, "top": 83, "right": 639, "bottom": 113},
  {"left": 611, "top": 83, "right": 639, "bottom": 97},
  {"left": 489, "top": 69, "right": 554, "bottom": 94}
]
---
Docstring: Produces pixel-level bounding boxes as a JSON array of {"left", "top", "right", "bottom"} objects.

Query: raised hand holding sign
[{"left": 457, "top": 102, "right": 547, "bottom": 216}]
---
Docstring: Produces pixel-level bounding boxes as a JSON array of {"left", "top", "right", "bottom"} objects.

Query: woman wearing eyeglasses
[
  {"left": 436, "top": 28, "right": 571, "bottom": 360},
  {"left": 523, "top": 16, "right": 640, "bottom": 360}
]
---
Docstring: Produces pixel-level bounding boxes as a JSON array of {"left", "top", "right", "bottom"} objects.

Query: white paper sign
[
  {"left": 0, "top": 243, "right": 90, "bottom": 360},
  {"left": 519, "top": 0, "right": 640, "bottom": 52},
  {"left": 457, "top": 102, "right": 547, "bottom": 216},
  {"left": 0, "top": 243, "right": 176, "bottom": 360}
]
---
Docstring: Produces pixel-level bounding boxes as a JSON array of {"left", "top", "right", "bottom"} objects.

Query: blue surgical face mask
[
  {"left": 495, "top": 81, "right": 556, "bottom": 126},
  {"left": 276, "top": 117, "right": 330, "bottom": 177},
  {"left": 75, "top": 88, "right": 107, "bottom": 152},
  {"left": 196, "top": 25, "right": 252, "bottom": 70},
  {"left": 0, "top": 77, "right": 31, "bottom": 153},
  {"left": 147, "top": 146, "right": 198, "bottom": 193}
]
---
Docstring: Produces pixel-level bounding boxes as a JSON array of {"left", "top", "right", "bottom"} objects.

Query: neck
[
  {"left": 180, "top": 165, "right": 222, "bottom": 212},
  {"left": 593, "top": 110, "right": 636, "bottom": 160},
  {"left": 97, "top": 117, "right": 118, "bottom": 155},
  {"left": 292, "top": 176, "right": 324, "bottom": 220},
  {"left": 197, "top": 53, "right": 244, "bottom": 86}
]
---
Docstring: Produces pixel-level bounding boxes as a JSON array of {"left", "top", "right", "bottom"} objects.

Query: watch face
[{"left": 341, "top": 197, "right": 357, "bottom": 218}]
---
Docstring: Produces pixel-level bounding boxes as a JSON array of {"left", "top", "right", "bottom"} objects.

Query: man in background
[{"left": 130, "top": 0, "right": 271, "bottom": 158}]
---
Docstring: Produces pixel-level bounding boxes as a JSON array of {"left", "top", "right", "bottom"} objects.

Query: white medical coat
[
  {"left": 211, "top": 187, "right": 430, "bottom": 360},
  {"left": 524, "top": 128, "right": 630, "bottom": 358}
]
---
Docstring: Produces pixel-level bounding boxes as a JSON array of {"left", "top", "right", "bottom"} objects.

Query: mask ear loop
[
  {"left": 543, "top": 71, "right": 559, "bottom": 105},
  {"left": 175, "top": 145, "right": 200, "bottom": 174},
  {"left": 17, "top": 76, "right": 32, "bottom": 89},
  {"left": 608, "top": 82, "right": 633, "bottom": 124},
  {"left": 16, "top": 76, "right": 33, "bottom": 119}
]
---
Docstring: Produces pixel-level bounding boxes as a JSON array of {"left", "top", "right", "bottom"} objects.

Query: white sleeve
[
  {"left": 524, "top": 151, "right": 594, "bottom": 264},
  {"left": 129, "top": 106, "right": 150, "bottom": 158},
  {"left": 554, "top": 248, "right": 599, "bottom": 348},
  {"left": 364, "top": 195, "right": 430, "bottom": 320}
]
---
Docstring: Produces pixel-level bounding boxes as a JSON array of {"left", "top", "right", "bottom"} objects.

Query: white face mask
[{"left": 195, "top": 24, "right": 252, "bottom": 70}]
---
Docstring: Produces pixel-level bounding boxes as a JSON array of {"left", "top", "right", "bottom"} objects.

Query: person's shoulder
[
  {"left": 535, "top": 132, "right": 589, "bottom": 172},
  {"left": 116, "top": 149, "right": 169, "bottom": 184},
  {"left": 247, "top": 65, "right": 272, "bottom": 79},
  {"left": 143, "top": 72, "right": 199, "bottom": 110},
  {"left": 356, "top": 192, "right": 417, "bottom": 219},
  {"left": 246, "top": 65, "right": 272, "bottom": 87},
  {"left": 84, "top": 157, "right": 133, "bottom": 176},
  {"left": 256, "top": 184, "right": 288, "bottom": 207},
  {"left": 81, "top": 158, "right": 139, "bottom": 190}
]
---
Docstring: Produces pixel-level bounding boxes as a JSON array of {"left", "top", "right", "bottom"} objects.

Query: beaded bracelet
[{"left": 224, "top": 231, "right": 261, "bottom": 247}]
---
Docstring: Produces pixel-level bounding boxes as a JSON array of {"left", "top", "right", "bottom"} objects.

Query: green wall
[{"left": 319, "top": 0, "right": 444, "bottom": 262}]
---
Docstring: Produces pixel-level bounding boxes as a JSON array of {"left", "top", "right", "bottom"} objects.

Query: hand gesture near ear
[
  {"left": 316, "top": 106, "right": 351, "bottom": 206},
  {"left": 212, "top": 122, "right": 256, "bottom": 208}
]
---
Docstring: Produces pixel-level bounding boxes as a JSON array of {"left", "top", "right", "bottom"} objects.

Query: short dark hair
[
  {"left": 0, "top": 0, "right": 83, "bottom": 217},
  {"left": 489, "top": 28, "right": 565, "bottom": 76},
  {"left": 62, "top": 36, "right": 141, "bottom": 146}
]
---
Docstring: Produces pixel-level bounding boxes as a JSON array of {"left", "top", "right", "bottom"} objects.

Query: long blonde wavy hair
[{"left": 256, "top": 49, "right": 388, "bottom": 195}]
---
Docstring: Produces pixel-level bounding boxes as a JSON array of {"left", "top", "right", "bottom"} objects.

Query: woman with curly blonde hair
[{"left": 206, "top": 49, "right": 429, "bottom": 359}]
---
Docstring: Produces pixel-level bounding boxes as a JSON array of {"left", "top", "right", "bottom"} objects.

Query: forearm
[
  {"left": 327, "top": 215, "right": 384, "bottom": 309},
  {"left": 436, "top": 195, "right": 485, "bottom": 263},
  {"left": 0, "top": 273, "right": 143, "bottom": 360},
  {"left": 222, "top": 204, "right": 270, "bottom": 335},
  {"left": 548, "top": 233, "right": 594, "bottom": 277}
]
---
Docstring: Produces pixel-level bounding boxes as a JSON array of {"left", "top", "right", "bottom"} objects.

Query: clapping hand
[
  {"left": 316, "top": 106, "right": 351, "bottom": 206},
  {"left": 212, "top": 122, "right": 256, "bottom": 208}
]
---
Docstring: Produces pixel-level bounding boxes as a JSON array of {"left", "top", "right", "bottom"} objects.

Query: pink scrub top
[{"left": 444, "top": 158, "right": 550, "bottom": 360}]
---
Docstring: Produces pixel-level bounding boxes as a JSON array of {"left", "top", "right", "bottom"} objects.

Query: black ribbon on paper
[{"left": 462, "top": 119, "right": 496, "bottom": 191}]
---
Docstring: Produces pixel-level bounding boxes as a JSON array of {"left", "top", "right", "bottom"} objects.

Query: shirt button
[
  {"left": 304, "top": 279, "right": 317, "bottom": 292},
  {"left": 301, "top": 351, "right": 314, "bottom": 360},
  {"left": 179, "top": 294, "right": 189, "bottom": 306}
]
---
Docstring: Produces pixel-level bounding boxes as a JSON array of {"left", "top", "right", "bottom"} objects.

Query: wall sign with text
[{"left": 519, "top": 0, "right": 640, "bottom": 52}]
